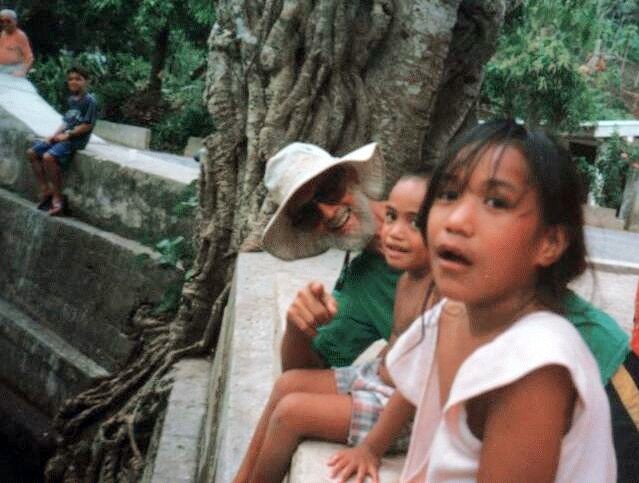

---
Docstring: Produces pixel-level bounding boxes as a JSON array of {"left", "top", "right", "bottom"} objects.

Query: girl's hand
[{"left": 327, "top": 445, "right": 380, "bottom": 483}]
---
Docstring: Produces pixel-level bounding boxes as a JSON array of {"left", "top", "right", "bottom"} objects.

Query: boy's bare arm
[
  {"left": 362, "top": 391, "right": 414, "bottom": 457},
  {"left": 328, "top": 392, "right": 414, "bottom": 482},
  {"left": 57, "top": 123, "right": 94, "bottom": 141},
  {"left": 48, "top": 123, "right": 67, "bottom": 142}
]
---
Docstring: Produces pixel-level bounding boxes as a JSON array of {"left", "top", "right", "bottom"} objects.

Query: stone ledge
[
  {"left": 289, "top": 441, "right": 404, "bottom": 482},
  {"left": 0, "top": 297, "right": 108, "bottom": 416},
  {"left": 0, "top": 187, "right": 182, "bottom": 371},
  {"left": 148, "top": 358, "right": 212, "bottom": 483},
  {"left": 94, "top": 120, "right": 150, "bottom": 150},
  {"left": 0, "top": 78, "right": 198, "bottom": 243}
]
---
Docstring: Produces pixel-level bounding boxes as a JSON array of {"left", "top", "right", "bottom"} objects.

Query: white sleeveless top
[{"left": 387, "top": 300, "right": 616, "bottom": 482}]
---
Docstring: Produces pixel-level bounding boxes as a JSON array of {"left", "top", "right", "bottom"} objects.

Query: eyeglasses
[{"left": 289, "top": 167, "right": 350, "bottom": 230}]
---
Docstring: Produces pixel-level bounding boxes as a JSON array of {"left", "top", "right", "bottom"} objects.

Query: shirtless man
[{"left": 0, "top": 9, "right": 33, "bottom": 77}]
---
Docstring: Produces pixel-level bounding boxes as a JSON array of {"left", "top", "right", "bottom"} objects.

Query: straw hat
[{"left": 262, "top": 142, "right": 385, "bottom": 260}]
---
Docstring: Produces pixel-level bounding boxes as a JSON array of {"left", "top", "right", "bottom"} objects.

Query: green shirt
[
  {"left": 312, "top": 251, "right": 401, "bottom": 367},
  {"left": 564, "top": 290, "right": 629, "bottom": 384}
]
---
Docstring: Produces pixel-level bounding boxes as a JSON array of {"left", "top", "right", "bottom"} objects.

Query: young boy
[
  {"left": 27, "top": 65, "right": 98, "bottom": 215},
  {"left": 234, "top": 174, "right": 431, "bottom": 483}
]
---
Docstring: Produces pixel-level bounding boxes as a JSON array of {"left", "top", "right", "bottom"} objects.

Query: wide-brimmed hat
[{"left": 262, "top": 142, "right": 385, "bottom": 260}]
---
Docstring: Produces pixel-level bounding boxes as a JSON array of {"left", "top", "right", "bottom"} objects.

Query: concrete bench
[
  {"left": 200, "top": 251, "right": 405, "bottom": 483},
  {"left": 94, "top": 119, "right": 151, "bottom": 150}
]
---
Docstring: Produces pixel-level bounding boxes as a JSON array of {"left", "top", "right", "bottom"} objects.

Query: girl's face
[
  {"left": 427, "top": 145, "right": 557, "bottom": 307},
  {"left": 382, "top": 178, "right": 429, "bottom": 273}
]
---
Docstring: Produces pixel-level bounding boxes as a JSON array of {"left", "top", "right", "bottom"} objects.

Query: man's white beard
[{"left": 328, "top": 189, "right": 376, "bottom": 252}]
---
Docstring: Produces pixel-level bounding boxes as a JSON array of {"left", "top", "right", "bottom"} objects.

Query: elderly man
[
  {"left": 262, "top": 142, "right": 397, "bottom": 371},
  {"left": 0, "top": 9, "right": 33, "bottom": 77}
]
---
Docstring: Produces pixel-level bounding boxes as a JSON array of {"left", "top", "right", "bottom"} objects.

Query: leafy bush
[
  {"left": 150, "top": 79, "right": 213, "bottom": 152},
  {"left": 594, "top": 134, "right": 639, "bottom": 209}
]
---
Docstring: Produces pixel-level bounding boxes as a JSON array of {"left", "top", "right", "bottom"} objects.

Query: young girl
[
  {"left": 234, "top": 174, "right": 431, "bottom": 483},
  {"left": 386, "top": 119, "right": 616, "bottom": 481}
]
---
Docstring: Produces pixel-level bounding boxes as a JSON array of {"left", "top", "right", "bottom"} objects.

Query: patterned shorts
[{"left": 334, "top": 358, "right": 411, "bottom": 452}]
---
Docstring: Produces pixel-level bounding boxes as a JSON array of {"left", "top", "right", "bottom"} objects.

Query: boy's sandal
[
  {"left": 47, "top": 198, "right": 65, "bottom": 216},
  {"left": 37, "top": 194, "right": 53, "bottom": 211}
]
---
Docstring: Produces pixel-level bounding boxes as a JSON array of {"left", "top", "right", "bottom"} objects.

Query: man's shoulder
[
  {"left": 563, "top": 289, "right": 629, "bottom": 382},
  {"left": 349, "top": 250, "right": 397, "bottom": 275},
  {"left": 334, "top": 251, "right": 399, "bottom": 299}
]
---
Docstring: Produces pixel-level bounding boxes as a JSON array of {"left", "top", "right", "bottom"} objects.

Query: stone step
[
  {"left": 0, "top": 75, "right": 198, "bottom": 243},
  {"left": 0, "top": 187, "right": 182, "bottom": 372},
  {"left": 0, "top": 297, "right": 108, "bottom": 416}
]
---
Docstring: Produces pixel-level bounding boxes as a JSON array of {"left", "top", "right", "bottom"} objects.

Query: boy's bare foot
[
  {"left": 47, "top": 197, "right": 65, "bottom": 216},
  {"left": 37, "top": 193, "right": 53, "bottom": 211}
]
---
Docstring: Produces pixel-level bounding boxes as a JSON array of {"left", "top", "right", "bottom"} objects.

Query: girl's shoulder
[{"left": 447, "top": 311, "right": 602, "bottom": 408}]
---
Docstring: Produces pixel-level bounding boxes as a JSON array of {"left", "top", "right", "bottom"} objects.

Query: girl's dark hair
[{"left": 416, "top": 119, "right": 587, "bottom": 306}]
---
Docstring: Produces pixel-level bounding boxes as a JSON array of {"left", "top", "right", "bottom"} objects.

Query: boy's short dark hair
[{"left": 67, "top": 65, "right": 90, "bottom": 80}]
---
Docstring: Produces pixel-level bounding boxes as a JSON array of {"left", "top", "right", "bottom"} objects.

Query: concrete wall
[
  {"left": 0, "top": 76, "right": 198, "bottom": 244},
  {"left": 0, "top": 188, "right": 182, "bottom": 371},
  {"left": 94, "top": 120, "right": 151, "bottom": 150}
]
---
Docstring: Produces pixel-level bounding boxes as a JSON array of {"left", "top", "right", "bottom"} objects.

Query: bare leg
[
  {"left": 249, "top": 392, "right": 352, "bottom": 483},
  {"left": 42, "top": 153, "right": 64, "bottom": 214},
  {"left": 27, "top": 148, "right": 50, "bottom": 199},
  {"left": 234, "top": 369, "right": 340, "bottom": 483}
]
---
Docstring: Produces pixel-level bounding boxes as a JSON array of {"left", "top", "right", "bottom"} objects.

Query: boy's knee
[
  {"left": 272, "top": 370, "right": 308, "bottom": 400},
  {"left": 42, "top": 153, "right": 57, "bottom": 165},
  {"left": 270, "top": 393, "right": 307, "bottom": 432}
]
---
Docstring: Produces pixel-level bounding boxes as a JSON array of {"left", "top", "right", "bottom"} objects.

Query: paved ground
[{"left": 585, "top": 226, "right": 639, "bottom": 264}]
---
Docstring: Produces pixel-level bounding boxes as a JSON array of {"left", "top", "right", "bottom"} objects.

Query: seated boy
[{"left": 27, "top": 65, "right": 97, "bottom": 215}]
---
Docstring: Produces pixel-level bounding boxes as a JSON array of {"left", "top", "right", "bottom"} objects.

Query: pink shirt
[
  {"left": 0, "top": 28, "right": 33, "bottom": 71},
  {"left": 387, "top": 301, "right": 616, "bottom": 482}
]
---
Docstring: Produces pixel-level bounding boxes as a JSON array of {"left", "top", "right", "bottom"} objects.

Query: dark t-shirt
[{"left": 62, "top": 93, "right": 98, "bottom": 150}]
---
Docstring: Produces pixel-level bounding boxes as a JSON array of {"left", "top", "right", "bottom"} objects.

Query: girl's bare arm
[{"left": 476, "top": 365, "right": 576, "bottom": 483}]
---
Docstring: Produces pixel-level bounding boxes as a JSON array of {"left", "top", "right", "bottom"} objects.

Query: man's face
[
  {"left": 0, "top": 16, "right": 16, "bottom": 32},
  {"left": 288, "top": 166, "right": 377, "bottom": 251},
  {"left": 67, "top": 72, "right": 88, "bottom": 94}
]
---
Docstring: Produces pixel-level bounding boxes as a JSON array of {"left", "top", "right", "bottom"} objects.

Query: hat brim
[{"left": 262, "top": 143, "right": 384, "bottom": 260}]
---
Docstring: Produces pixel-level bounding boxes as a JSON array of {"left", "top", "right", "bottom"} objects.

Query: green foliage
[
  {"left": 30, "top": 50, "right": 149, "bottom": 119},
  {"left": 483, "top": 34, "right": 594, "bottom": 130},
  {"left": 152, "top": 281, "right": 184, "bottom": 315},
  {"left": 150, "top": 78, "right": 214, "bottom": 152},
  {"left": 173, "top": 180, "right": 199, "bottom": 218},
  {"left": 151, "top": 179, "right": 199, "bottom": 314},
  {"left": 594, "top": 133, "right": 639, "bottom": 209},
  {"left": 156, "top": 236, "right": 187, "bottom": 268},
  {"left": 483, "top": 0, "right": 639, "bottom": 129},
  {"left": 23, "top": 0, "right": 215, "bottom": 153}
]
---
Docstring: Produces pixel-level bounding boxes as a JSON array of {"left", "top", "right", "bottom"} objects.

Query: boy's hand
[
  {"left": 327, "top": 445, "right": 381, "bottom": 483},
  {"left": 286, "top": 282, "right": 338, "bottom": 338}
]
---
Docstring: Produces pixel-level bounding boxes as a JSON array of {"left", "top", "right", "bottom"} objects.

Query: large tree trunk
[
  {"left": 173, "top": 0, "right": 515, "bottom": 347},
  {"left": 46, "top": 1, "right": 517, "bottom": 481}
]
